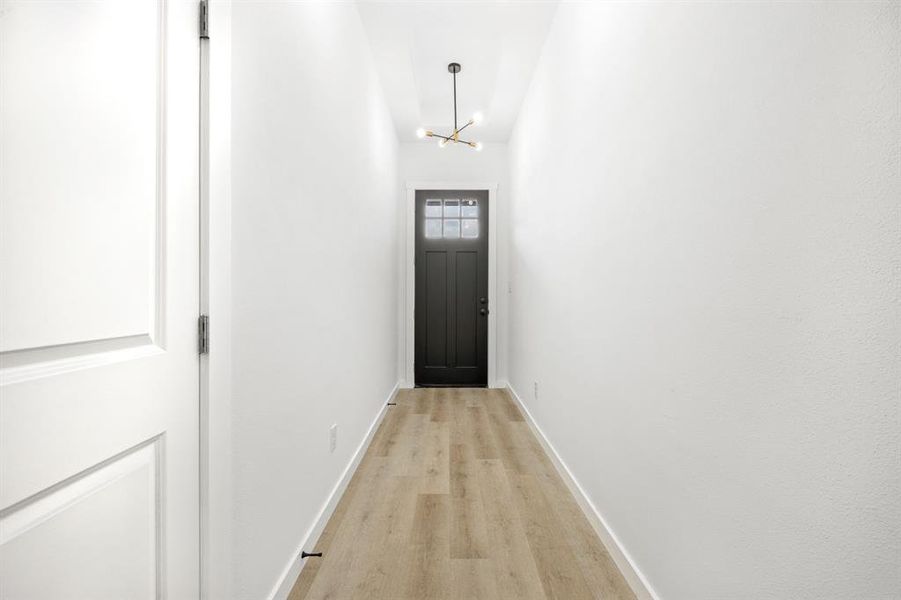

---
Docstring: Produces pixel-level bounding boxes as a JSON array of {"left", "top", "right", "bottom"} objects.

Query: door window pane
[
  {"left": 461, "top": 219, "right": 478, "bottom": 238},
  {"left": 425, "top": 218, "right": 442, "bottom": 238},
  {"left": 443, "top": 200, "right": 460, "bottom": 218},
  {"left": 425, "top": 199, "right": 442, "bottom": 218},
  {"left": 443, "top": 219, "right": 460, "bottom": 238},
  {"left": 461, "top": 199, "right": 478, "bottom": 218}
]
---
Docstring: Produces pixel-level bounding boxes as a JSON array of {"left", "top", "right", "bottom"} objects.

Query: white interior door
[{"left": 0, "top": 1, "right": 201, "bottom": 598}]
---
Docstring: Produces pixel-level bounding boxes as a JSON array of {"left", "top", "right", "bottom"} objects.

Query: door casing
[
  {"left": 403, "top": 182, "right": 498, "bottom": 389},
  {"left": 199, "top": 2, "right": 233, "bottom": 599}
]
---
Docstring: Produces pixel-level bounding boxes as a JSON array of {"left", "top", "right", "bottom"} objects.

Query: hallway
[
  {"left": 288, "top": 388, "right": 635, "bottom": 600},
  {"left": 2, "top": 1, "right": 899, "bottom": 598}
]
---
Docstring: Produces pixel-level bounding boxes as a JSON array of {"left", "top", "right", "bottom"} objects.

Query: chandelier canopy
[{"left": 416, "top": 63, "right": 483, "bottom": 151}]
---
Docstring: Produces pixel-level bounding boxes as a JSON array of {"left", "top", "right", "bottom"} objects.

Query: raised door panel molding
[
  {"left": 0, "top": 0, "right": 165, "bottom": 356},
  {"left": 0, "top": 439, "right": 162, "bottom": 600}
]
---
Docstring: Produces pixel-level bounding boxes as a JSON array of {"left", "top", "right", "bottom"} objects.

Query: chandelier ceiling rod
[{"left": 452, "top": 63, "right": 458, "bottom": 131}]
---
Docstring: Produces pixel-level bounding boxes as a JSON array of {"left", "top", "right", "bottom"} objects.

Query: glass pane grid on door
[{"left": 425, "top": 198, "right": 479, "bottom": 239}]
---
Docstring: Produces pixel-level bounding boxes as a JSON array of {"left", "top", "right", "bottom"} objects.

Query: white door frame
[
  {"left": 200, "top": 2, "right": 233, "bottom": 599},
  {"left": 404, "top": 181, "right": 499, "bottom": 389}
]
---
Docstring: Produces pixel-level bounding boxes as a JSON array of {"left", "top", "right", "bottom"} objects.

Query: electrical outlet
[
  {"left": 533, "top": 381, "right": 539, "bottom": 401},
  {"left": 329, "top": 424, "right": 337, "bottom": 453}
]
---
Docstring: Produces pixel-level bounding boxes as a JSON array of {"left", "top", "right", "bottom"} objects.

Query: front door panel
[{"left": 415, "top": 190, "right": 488, "bottom": 386}]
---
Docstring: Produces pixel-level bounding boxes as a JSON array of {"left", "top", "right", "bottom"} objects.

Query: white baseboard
[
  {"left": 267, "top": 382, "right": 400, "bottom": 600},
  {"left": 506, "top": 384, "right": 659, "bottom": 600}
]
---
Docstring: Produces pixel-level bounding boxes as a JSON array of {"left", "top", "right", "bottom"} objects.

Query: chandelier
[{"left": 416, "top": 63, "right": 483, "bottom": 151}]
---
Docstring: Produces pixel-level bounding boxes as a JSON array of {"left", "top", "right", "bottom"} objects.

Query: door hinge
[
  {"left": 198, "top": 314, "right": 210, "bottom": 355},
  {"left": 199, "top": 0, "right": 209, "bottom": 39}
]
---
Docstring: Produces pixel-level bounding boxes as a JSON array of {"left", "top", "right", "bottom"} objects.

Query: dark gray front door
[{"left": 415, "top": 190, "right": 489, "bottom": 387}]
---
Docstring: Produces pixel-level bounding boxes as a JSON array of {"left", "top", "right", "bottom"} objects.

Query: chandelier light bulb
[
  {"left": 416, "top": 127, "right": 426, "bottom": 139},
  {"left": 472, "top": 112, "right": 484, "bottom": 125},
  {"left": 474, "top": 142, "right": 483, "bottom": 151},
  {"left": 438, "top": 138, "right": 448, "bottom": 148}
]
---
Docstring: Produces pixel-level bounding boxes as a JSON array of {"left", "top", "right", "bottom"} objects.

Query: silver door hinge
[
  {"left": 199, "top": 0, "right": 209, "bottom": 39},
  {"left": 198, "top": 314, "right": 210, "bottom": 355}
]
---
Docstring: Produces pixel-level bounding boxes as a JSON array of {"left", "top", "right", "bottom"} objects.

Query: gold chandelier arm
[{"left": 455, "top": 120, "right": 475, "bottom": 136}]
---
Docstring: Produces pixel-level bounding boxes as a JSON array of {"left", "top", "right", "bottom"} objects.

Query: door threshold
[{"left": 414, "top": 383, "right": 488, "bottom": 388}]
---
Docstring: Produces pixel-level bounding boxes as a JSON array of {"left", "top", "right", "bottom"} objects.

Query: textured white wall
[
  {"left": 230, "top": 3, "right": 399, "bottom": 598},
  {"left": 398, "top": 142, "right": 510, "bottom": 384},
  {"left": 507, "top": 2, "right": 900, "bottom": 598}
]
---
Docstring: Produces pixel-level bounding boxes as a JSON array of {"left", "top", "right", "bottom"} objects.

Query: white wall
[
  {"left": 507, "top": 2, "right": 900, "bottom": 599},
  {"left": 230, "top": 3, "right": 399, "bottom": 598},
  {"left": 398, "top": 142, "right": 510, "bottom": 384}
]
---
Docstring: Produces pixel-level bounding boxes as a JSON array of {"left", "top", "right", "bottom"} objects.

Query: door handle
[
  {"left": 480, "top": 297, "right": 487, "bottom": 304},
  {"left": 480, "top": 308, "right": 489, "bottom": 316}
]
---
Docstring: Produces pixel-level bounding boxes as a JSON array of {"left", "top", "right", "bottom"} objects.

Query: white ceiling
[{"left": 356, "top": 0, "right": 559, "bottom": 143}]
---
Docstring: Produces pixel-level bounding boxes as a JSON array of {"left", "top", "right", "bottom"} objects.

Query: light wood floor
[{"left": 288, "top": 387, "right": 636, "bottom": 600}]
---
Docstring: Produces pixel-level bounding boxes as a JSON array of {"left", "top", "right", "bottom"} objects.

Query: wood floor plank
[
  {"left": 451, "top": 559, "right": 499, "bottom": 600},
  {"left": 392, "top": 413, "right": 430, "bottom": 477},
  {"left": 450, "top": 493, "right": 489, "bottom": 559},
  {"left": 287, "top": 449, "right": 376, "bottom": 600},
  {"left": 405, "top": 493, "right": 451, "bottom": 599},
  {"left": 449, "top": 389, "right": 469, "bottom": 444},
  {"left": 486, "top": 408, "right": 532, "bottom": 474},
  {"left": 477, "top": 458, "right": 547, "bottom": 600},
  {"left": 449, "top": 437, "right": 489, "bottom": 558},
  {"left": 467, "top": 405, "right": 500, "bottom": 459},
  {"left": 371, "top": 404, "right": 410, "bottom": 457},
  {"left": 450, "top": 443, "right": 476, "bottom": 499},
  {"left": 453, "top": 386, "right": 473, "bottom": 411},
  {"left": 511, "top": 474, "right": 596, "bottom": 599},
  {"left": 546, "top": 484, "right": 637, "bottom": 600},
  {"left": 494, "top": 387, "right": 526, "bottom": 421},
  {"left": 411, "top": 387, "right": 434, "bottom": 414},
  {"left": 290, "top": 388, "right": 635, "bottom": 600},
  {"left": 345, "top": 475, "right": 420, "bottom": 599},
  {"left": 299, "top": 458, "right": 395, "bottom": 600},
  {"left": 430, "top": 387, "right": 450, "bottom": 422},
  {"left": 421, "top": 421, "right": 450, "bottom": 495}
]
